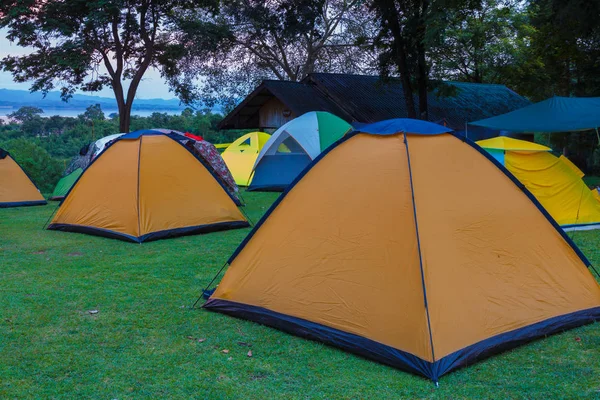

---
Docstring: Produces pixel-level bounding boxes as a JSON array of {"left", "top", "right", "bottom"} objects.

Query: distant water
[{"left": 0, "top": 107, "right": 183, "bottom": 118}]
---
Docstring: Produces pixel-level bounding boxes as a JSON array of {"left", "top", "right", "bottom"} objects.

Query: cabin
[{"left": 218, "top": 73, "right": 531, "bottom": 140}]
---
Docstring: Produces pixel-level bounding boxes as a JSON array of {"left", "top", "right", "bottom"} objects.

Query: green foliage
[
  {"left": 0, "top": 108, "right": 238, "bottom": 193},
  {"left": 1, "top": 138, "right": 62, "bottom": 193},
  {"left": 7, "top": 106, "right": 44, "bottom": 122},
  {"left": 0, "top": 197, "right": 599, "bottom": 398},
  {"left": 526, "top": 0, "right": 600, "bottom": 99},
  {"left": 81, "top": 104, "right": 105, "bottom": 122},
  {"left": 429, "top": 0, "right": 534, "bottom": 84}
]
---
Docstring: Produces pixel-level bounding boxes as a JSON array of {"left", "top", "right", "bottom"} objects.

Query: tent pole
[
  {"left": 595, "top": 127, "right": 600, "bottom": 146},
  {"left": 403, "top": 132, "right": 437, "bottom": 376},
  {"left": 465, "top": 121, "right": 468, "bottom": 140}
]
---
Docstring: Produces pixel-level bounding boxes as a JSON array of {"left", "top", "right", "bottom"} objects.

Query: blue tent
[{"left": 470, "top": 96, "right": 600, "bottom": 133}]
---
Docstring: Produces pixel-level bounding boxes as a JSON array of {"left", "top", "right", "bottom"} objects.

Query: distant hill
[{"left": 0, "top": 88, "right": 186, "bottom": 112}]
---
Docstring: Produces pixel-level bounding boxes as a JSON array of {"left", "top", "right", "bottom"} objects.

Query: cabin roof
[{"left": 218, "top": 73, "right": 531, "bottom": 131}]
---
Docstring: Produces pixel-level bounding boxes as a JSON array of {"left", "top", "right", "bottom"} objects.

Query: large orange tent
[
  {"left": 204, "top": 119, "right": 600, "bottom": 382},
  {"left": 48, "top": 130, "right": 249, "bottom": 243},
  {"left": 0, "top": 148, "right": 46, "bottom": 208}
]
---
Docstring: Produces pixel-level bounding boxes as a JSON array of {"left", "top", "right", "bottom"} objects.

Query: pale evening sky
[{"left": 0, "top": 29, "right": 177, "bottom": 100}]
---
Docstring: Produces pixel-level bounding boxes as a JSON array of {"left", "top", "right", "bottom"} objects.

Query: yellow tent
[
  {"left": 477, "top": 137, "right": 600, "bottom": 230},
  {"left": 0, "top": 148, "right": 46, "bottom": 208},
  {"left": 48, "top": 130, "right": 249, "bottom": 242},
  {"left": 204, "top": 119, "right": 600, "bottom": 383},
  {"left": 221, "top": 132, "right": 271, "bottom": 186}
]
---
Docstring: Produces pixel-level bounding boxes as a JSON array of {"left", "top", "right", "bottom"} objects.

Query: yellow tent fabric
[
  {"left": 205, "top": 120, "right": 600, "bottom": 382},
  {"left": 48, "top": 131, "right": 249, "bottom": 242},
  {"left": 0, "top": 149, "right": 46, "bottom": 207},
  {"left": 222, "top": 132, "right": 271, "bottom": 186},
  {"left": 559, "top": 155, "right": 585, "bottom": 178},
  {"left": 477, "top": 136, "right": 551, "bottom": 152},
  {"left": 477, "top": 137, "right": 600, "bottom": 230}
]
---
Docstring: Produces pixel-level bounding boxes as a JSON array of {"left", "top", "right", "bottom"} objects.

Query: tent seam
[
  {"left": 136, "top": 136, "right": 142, "bottom": 238},
  {"left": 403, "top": 132, "right": 437, "bottom": 371}
]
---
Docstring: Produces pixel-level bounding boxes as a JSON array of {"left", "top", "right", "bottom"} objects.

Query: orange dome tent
[
  {"left": 48, "top": 130, "right": 249, "bottom": 242},
  {"left": 0, "top": 148, "right": 46, "bottom": 208},
  {"left": 204, "top": 119, "right": 600, "bottom": 382}
]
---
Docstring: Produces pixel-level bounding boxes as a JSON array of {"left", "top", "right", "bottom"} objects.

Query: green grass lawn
[{"left": 1, "top": 192, "right": 599, "bottom": 399}]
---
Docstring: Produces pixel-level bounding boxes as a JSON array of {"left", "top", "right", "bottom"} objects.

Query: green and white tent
[{"left": 248, "top": 112, "right": 352, "bottom": 191}]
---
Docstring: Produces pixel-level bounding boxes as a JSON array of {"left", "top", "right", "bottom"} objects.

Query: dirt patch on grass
[
  {"left": 67, "top": 252, "right": 84, "bottom": 257},
  {"left": 32, "top": 250, "right": 46, "bottom": 254}
]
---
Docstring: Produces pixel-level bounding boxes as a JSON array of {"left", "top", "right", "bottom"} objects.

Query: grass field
[{"left": 1, "top": 192, "right": 599, "bottom": 399}]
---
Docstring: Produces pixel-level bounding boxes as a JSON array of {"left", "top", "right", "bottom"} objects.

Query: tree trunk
[
  {"left": 381, "top": 1, "right": 417, "bottom": 118},
  {"left": 416, "top": 46, "right": 428, "bottom": 120},
  {"left": 116, "top": 96, "right": 131, "bottom": 133},
  {"left": 119, "top": 107, "right": 131, "bottom": 133},
  {"left": 416, "top": 0, "right": 429, "bottom": 120},
  {"left": 397, "top": 49, "right": 417, "bottom": 119}
]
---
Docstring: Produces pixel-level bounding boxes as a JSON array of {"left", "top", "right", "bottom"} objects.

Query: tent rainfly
[
  {"left": 48, "top": 130, "right": 249, "bottom": 243},
  {"left": 204, "top": 119, "right": 600, "bottom": 382},
  {"left": 0, "top": 148, "right": 46, "bottom": 208}
]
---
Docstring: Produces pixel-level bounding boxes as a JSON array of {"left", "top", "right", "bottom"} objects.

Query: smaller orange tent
[
  {"left": 48, "top": 130, "right": 249, "bottom": 242},
  {"left": 0, "top": 148, "right": 46, "bottom": 208}
]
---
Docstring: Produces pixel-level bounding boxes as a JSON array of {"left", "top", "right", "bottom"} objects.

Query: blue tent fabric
[
  {"left": 470, "top": 96, "right": 600, "bottom": 132},
  {"left": 247, "top": 154, "right": 312, "bottom": 192},
  {"left": 352, "top": 119, "right": 452, "bottom": 135},
  {"left": 119, "top": 129, "right": 164, "bottom": 139}
]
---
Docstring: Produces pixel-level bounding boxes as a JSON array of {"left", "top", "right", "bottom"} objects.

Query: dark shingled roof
[{"left": 218, "top": 73, "right": 531, "bottom": 131}]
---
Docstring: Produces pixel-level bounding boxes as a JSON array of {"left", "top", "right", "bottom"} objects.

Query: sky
[{"left": 0, "top": 29, "right": 177, "bottom": 100}]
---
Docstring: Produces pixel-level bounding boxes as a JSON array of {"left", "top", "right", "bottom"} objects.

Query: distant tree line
[
  {"left": 0, "top": 105, "right": 241, "bottom": 193},
  {"left": 2, "top": 0, "right": 597, "bottom": 111}
]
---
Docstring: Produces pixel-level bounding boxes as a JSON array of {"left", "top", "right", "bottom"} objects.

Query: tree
[
  {"left": 175, "top": 0, "right": 378, "bottom": 108},
  {"left": 429, "top": 1, "right": 526, "bottom": 82},
  {"left": 370, "top": 0, "right": 436, "bottom": 119},
  {"left": 7, "top": 106, "right": 44, "bottom": 123},
  {"left": 45, "top": 115, "right": 76, "bottom": 135},
  {"left": 0, "top": 0, "right": 222, "bottom": 133},
  {"left": 81, "top": 104, "right": 106, "bottom": 122},
  {"left": 527, "top": 0, "right": 600, "bottom": 99},
  {"left": 7, "top": 106, "right": 46, "bottom": 136}
]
